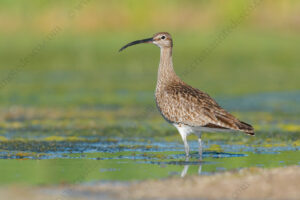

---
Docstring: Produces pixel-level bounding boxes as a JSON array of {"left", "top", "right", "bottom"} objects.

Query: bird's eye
[{"left": 161, "top": 36, "right": 166, "bottom": 40}]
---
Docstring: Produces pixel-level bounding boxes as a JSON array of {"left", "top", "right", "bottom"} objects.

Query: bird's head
[{"left": 119, "top": 32, "right": 173, "bottom": 52}]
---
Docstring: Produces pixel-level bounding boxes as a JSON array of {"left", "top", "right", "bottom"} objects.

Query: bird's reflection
[
  {"left": 180, "top": 165, "right": 190, "bottom": 177},
  {"left": 180, "top": 156, "right": 202, "bottom": 177}
]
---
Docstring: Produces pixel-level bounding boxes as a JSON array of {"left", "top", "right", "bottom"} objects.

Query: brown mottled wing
[{"left": 157, "top": 82, "right": 254, "bottom": 135}]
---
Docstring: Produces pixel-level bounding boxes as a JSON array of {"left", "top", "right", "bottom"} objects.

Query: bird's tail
[{"left": 236, "top": 121, "right": 255, "bottom": 135}]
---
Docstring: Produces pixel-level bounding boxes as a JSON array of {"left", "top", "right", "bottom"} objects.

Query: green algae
[{"left": 206, "top": 144, "right": 223, "bottom": 152}]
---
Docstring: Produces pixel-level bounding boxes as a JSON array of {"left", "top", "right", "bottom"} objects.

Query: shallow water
[
  {"left": 0, "top": 137, "right": 300, "bottom": 185},
  {"left": 0, "top": 91, "right": 300, "bottom": 185}
]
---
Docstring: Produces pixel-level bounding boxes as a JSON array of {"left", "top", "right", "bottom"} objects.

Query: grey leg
[
  {"left": 198, "top": 163, "right": 202, "bottom": 175},
  {"left": 198, "top": 135, "right": 203, "bottom": 161},
  {"left": 181, "top": 134, "right": 190, "bottom": 157},
  {"left": 178, "top": 130, "right": 189, "bottom": 157},
  {"left": 175, "top": 124, "right": 190, "bottom": 158}
]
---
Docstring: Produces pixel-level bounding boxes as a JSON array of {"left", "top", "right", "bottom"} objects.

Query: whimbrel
[{"left": 120, "top": 32, "right": 254, "bottom": 159}]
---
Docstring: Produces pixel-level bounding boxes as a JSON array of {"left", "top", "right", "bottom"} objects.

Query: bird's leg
[
  {"left": 182, "top": 136, "right": 190, "bottom": 158},
  {"left": 175, "top": 124, "right": 190, "bottom": 158},
  {"left": 179, "top": 131, "right": 189, "bottom": 157},
  {"left": 198, "top": 135, "right": 203, "bottom": 161},
  {"left": 198, "top": 163, "right": 202, "bottom": 175}
]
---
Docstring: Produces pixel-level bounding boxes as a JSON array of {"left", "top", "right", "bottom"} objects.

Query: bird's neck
[{"left": 156, "top": 47, "right": 179, "bottom": 90}]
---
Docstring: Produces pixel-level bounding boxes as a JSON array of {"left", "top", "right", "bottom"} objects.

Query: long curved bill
[{"left": 119, "top": 37, "right": 153, "bottom": 52}]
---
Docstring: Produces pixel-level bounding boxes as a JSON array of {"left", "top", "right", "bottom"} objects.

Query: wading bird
[{"left": 119, "top": 32, "right": 254, "bottom": 160}]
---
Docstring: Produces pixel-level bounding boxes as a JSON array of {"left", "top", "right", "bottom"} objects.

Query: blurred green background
[{"left": 0, "top": 0, "right": 299, "bottom": 108}]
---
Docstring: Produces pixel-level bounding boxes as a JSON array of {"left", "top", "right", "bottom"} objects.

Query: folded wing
[{"left": 157, "top": 82, "right": 254, "bottom": 135}]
